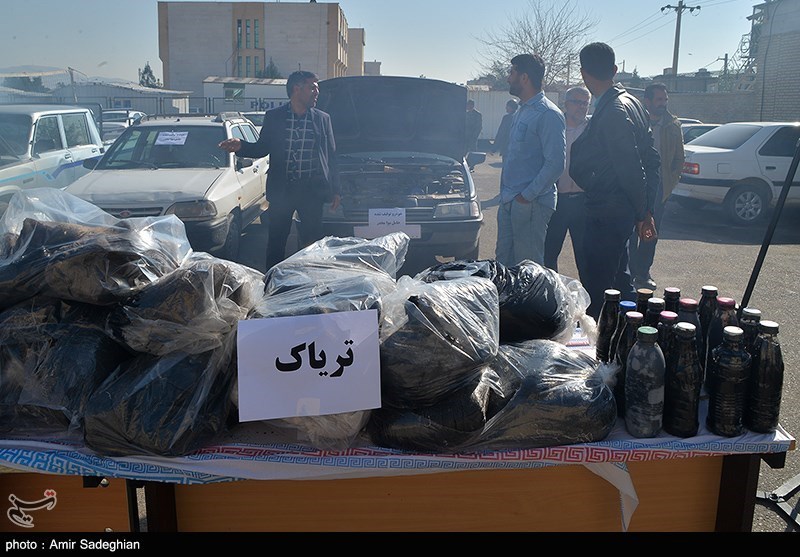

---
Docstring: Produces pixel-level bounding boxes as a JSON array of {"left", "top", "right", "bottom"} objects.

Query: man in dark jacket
[
  {"left": 219, "top": 70, "right": 339, "bottom": 270},
  {"left": 569, "top": 43, "right": 661, "bottom": 319},
  {"left": 493, "top": 99, "right": 518, "bottom": 158}
]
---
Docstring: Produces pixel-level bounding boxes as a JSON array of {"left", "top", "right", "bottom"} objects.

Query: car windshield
[
  {"left": 687, "top": 124, "right": 762, "bottom": 149},
  {"left": 0, "top": 114, "right": 32, "bottom": 164},
  {"left": 96, "top": 125, "right": 227, "bottom": 169}
]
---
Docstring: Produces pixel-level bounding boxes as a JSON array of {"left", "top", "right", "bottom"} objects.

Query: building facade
[{"left": 158, "top": 1, "right": 354, "bottom": 110}]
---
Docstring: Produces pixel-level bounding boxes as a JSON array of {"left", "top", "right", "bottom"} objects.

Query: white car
[
  {"left": 0, "top": 104, "right": 105, "bottom": 214},
  {"left": 671, "top": 122, "right": 800, "bottom": 225},
  {"left": 66, "top": 113, "right": 269, "bottom": 259},
  {"left": 102, "top": 109, "right": 146, "bottom": 125}
]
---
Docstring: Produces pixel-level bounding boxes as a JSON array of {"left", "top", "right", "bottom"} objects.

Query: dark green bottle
[
  {"left": 663, "top": 287, "right": 681, "bottom": 313},
  {"left": 595, "top": 289, "right": 621, "bottom": 363},
  {"left": 624, "top": 326, "right": 665, "bottom": 438},
  {"left": 614, "top": 310, "right": 644, "bottom": 418},
  {"left": 704, "top": 296, "right": 739, "bottom": 389}
]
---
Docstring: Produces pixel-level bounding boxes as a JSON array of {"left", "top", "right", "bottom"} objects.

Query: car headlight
[
  {"left": 434, "top": 201, "right": 480, "bottom": 219},
  {"left": 166, "top": 200, "right": 218, "bottom": 219}
]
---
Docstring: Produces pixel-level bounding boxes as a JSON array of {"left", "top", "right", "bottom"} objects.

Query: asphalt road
[{"left": 235, "top": 151, "right": 799, "bottom": 532}]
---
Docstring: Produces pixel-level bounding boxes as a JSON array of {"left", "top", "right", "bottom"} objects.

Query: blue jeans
[{"left": 495, "top": 199, "right": 554, "bottom": 267}]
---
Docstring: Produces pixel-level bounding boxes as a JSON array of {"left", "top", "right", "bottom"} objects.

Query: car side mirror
[
  {"left": 467, "top": 152, "right": 486, "bottom": 168},
  {"left": 83, "top": 157, "right": 100, "bottom": 170},
  {"left": 236, "top": 157, "right": 254, "bottom": 170}
]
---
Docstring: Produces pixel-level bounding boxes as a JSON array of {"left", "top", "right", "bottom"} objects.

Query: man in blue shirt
[{"left": 495, "top": 53, "right": 566, "bottom": 267}]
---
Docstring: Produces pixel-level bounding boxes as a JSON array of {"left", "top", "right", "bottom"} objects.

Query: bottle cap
[
  {"left": 723, "top": 326, "right": 744, "bottom": 340},
  {"left": 664, "top": 287, "right": 681, "bottom": 299},
  {"left": 758, "top": 320, "right": 779, "bottom": 334},
  {"left": 647, "top": 297, "right": 665, "bottom": 311},
  {"left": 674, "top": 322, "right": 697, "bottom": 337},
  {"left": 637, "top": 288, "right": 654, "bottom": 299},
  {"left": 637, "top": 326, "right": 659, "bottom": 341},
  {"left": 702, "top": 286, "right": 719, "bottom": 296},
  {"left": 717, "top": 297, "right": 736, "bottom": 309},
  {"left": 604, "top": 289, "right": 621, "bottom": 301},
  {"left": 659, "top": 311, "right": 678, "bottom": 323},
  {"left": 626, "top": 311, "right": 644, "bottom": 323},
  {"left": 620, "top": 300, "right": 637, "bottom": 312},
  {"left": 741, "top": 307, "right": 762, "bottom": 320},
  {"left": 679, "top": 297, "right": 698, "bottom": 311}
]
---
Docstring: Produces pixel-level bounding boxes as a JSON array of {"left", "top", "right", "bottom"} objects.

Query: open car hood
[{"left": 317, "top": 76, "right": 468, "bottom": 161}]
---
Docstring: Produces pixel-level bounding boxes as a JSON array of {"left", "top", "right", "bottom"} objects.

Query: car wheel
[
  {"left": 725, "top": 183, "right": 770, "bottom": 226},
  {"left": 464, "top": 242, "right": 480, "bottom": 261},
  {"left": 220, "top": 212, "right": 241, "bottom": 260}
]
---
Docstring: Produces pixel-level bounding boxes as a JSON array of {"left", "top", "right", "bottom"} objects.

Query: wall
[
  {"left": 347, "top": 28, "right": 365, "bottom": 77},
  {"left": 263, "top": 3, "right": 333, "bottom": 79},
  {"left": 468, "top": 90, "right": 560, "bottom": 143},
  {"left": 666, "top": 91, "right": 761, "bottom": 124}
]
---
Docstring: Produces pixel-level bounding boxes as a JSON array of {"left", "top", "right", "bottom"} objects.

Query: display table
[{"left": 0, "top": 408, "right": 793, "bottom": 532}]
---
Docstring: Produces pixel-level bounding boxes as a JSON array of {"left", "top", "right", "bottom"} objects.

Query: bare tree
[{"left": 476, "top": 0, "right": 598, "bottom": 89}]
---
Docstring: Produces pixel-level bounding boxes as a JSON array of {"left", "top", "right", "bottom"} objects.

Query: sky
[{"left": 0, "top": 0, "right": 758, "bottom": 85}]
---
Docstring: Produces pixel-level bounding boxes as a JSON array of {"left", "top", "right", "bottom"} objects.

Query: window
[
  {"left": 254, "top": 56, "right": 260, "bottom": 77},
  {"left": 224, "top": 84, "right": 245, "bottom": 103},
  {"left": 230, "top": 126, "right": 245, "bottom": 141},
  {"left": 246, "top": 56, "right": 251, "bottom": 78},
  {"left": 240, "top": 124, "right": 258, "bottom": 143},
  {"left": 237, "top": 20, "right": 242, "bottom": 49},
  {"left": 246, "top": 20, "right": 251, "bottom": 49},
  {"left": 32, "top": 116, "right": 63, "bottom": 153},
  {"left": 237, "top": 56, "right": 243, "bottom": 78},
  {"left": 689, "top": 124, "right": 762, "bottom": 150},
  {"left": 254, "top": 20, "right": 260, "bottom": 48},
  {"left": 62, "top": 113, "right": 91, "bottom": 147},
  {"left": 759, "top": 126, "right": 800, "bottom": 157}
]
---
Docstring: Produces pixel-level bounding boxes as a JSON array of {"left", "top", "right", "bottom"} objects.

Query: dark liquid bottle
[
  {"left": 636, "top": 288, "right": 654, "bottom": 315},
  {"left": 698, "top": 285, "right": 719, "bottom": 347},
  {"left": 614, "top": 310, "right": 644, "bottom": 418},
  {"left": 595, "top": 289, "right": 621, "bottom": 363},
  {"left": 663, "top": 287, "right": 681, "bottom": 313},
  {"left": 739, "top": 307, "right": 762, "bottom": 357},
  {"left": 609, "top": 300, "right": 637, "bottom": 364},
  {"left": 625, "top": 326, "right": 665, "bottom": 438},
  {"left": 706, "top": 326, "right": 751, "bottom": 437},
  {"left": 744, "top": 320, "right": 784, "bottom": 433},
  {"left": 657, "top": 310, "right": 678, "bottom": 363},
  {"left": 677, "top": 298, "right": 704, "bottom": 370},
  {"left": 663, "top": 322, "right": 703, "bottom": 438},
  {"left": 645, "top": 297, "right": 666, "bottom": 327},
  {"left": 704, "top": 296, "right": 739, "bottom": 389}
]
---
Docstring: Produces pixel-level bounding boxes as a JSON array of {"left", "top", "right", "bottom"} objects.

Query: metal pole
[{"left": 672, "top": 1, "right": 684, "bottom": 77}]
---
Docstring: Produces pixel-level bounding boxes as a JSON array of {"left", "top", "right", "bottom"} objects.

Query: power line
[{"left": 661, "top": 1, "right": 702, "bottom": 76}]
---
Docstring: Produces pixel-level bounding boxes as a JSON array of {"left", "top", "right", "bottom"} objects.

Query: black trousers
[
  {"left": 543, "top": 192, "right": 587, "bottom": 276},
  {"left": 629, "top": 182, "right": 665, "bottom": 282},
  {"left": 264, "top": 180, "right": 325, "bottom": 271}
]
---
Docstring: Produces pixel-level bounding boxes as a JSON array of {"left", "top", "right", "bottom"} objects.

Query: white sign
[
  {"left": 155, "top": 131, "right": 189, "bottom": 145},
  {"left": 369, "top": 208, "right": 406, "bottom": 228},
  {"left": 357, "top": 208, "right": 420, "bottom": 239},
  {"left": 236, "top": 310, "right": 381, "bottom": 422}
]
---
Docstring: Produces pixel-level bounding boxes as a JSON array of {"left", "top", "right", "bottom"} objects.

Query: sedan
[
  {"left": 682, "top": 123, "right": 720, "bottom": 144},
  {"left": 671, "top": 122, "right": 800, "bottom": 225}
]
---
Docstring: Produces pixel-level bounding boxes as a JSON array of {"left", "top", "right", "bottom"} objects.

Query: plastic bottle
[
  {"left": 663, "top": 322, "right": 703, "bottom": 438},
  {"left": 744, "top": 320, "right": 784, "bottom": 433},
  {"left": 706, "top": 326, "right": 751, "bottom": 437},
  {"left": 613, "top": 311, "right": 644, "bottom": 418},
  {"left": 739, "top": 307, "right": 762, "bottom": 357},
  {"left": 636, "top": 288, "right": 654, "bottom": 315},
  {"left": 595, "top": 289, "right": 621, "bottom": 363},
  {"left": 609, "top": 300, "right": 637, "bottom": 365},
  {"left": 625, "top": 326, "right": 665, "bottom": 438},
  {"left": 657, "top": 310, "right": 678, "bottom": 362},
  {"left": 663, "top": 287, "right": 681, "bottom": 313},
  {"left": 645, "top": 297, "right": 666, "bottom": 327},
  {"left": 704, "top": 296, "right": 739, "bottom": 389},
  {"left": 676, "top": 298, "right": 704, "bottom": 367},
  {"left": 698, "top": 285, "right": 719, "bottom": 345}
]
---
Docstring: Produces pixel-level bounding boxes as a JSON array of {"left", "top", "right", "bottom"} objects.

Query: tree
[
  {"left": 2, "top": 76, "right": 49, "bottom": 93},
  {"left": 138, "top": 61, "right": 162, "bottom": 88},
  {"left": 476, "top": 0, "right": 598, "bottom": 89},
  {"left": 257, "top": 57, "right": 283, "bottom": 79}
]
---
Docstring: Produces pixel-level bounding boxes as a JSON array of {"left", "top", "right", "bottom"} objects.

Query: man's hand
[
  {"left": 636, "top": 213, "right": 658, "bottom": 243},
  {"left": 330, "top": 194, "right": 341, "bottom": 212},
  {"left": 514, "top": 193, "right": 531, "bottom": 205},
  {"left": 218, "top": 137, "right": 242, "bottom": 153}
]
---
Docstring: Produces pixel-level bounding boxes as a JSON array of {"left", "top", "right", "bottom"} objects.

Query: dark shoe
[{"left": 642, "top": 277, "right": 657, "bottom": 290}]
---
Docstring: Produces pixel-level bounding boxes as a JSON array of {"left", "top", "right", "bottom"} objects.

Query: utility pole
[{"left": 661, "top": 1, "right": 701, "bottom": 78}]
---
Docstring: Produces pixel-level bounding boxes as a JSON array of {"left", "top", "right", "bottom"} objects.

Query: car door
[
  {"left": 231, "top": 123, "right": 266, "bottom": 212},
  {"left": 61, "top": 111, "right": 104, "bottom": 183},
  {"left": 757, "top": 125, "right": 800, "bottom": 200},
  {"left": 30, "top": 114, "right": 73, "bottom": 189}
]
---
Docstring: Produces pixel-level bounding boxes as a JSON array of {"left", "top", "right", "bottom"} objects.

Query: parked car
[
  {"left": 241, "top": 111, "right": 265, "bottom": 134},
  {"left": 671, "top": 122, "right": 800, "bottom": 225},
  {"left": 101, "top": 121, "right": 130, "bottom": 144},
  {"left": 678, "top": 117, "right": 703, "bottom": 125},
  {"left": 0, "top": 104, "right": 105, "bottom": 214},
  {"left": 316, "top": 76, "right": 485, "bottom": 269},
  {"left": 102, "top": 109, "right": 146, "bottom": 125},
  {"left": 65, "top": 112, "right": 269, "bottom": 259},
  {"left": 682, "top": 123, "right": 720, "bottom": 144}
]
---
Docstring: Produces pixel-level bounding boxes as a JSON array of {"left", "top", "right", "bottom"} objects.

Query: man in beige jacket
[{"left": 629, "top": 82, "right": 685, "bottom": 291}]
